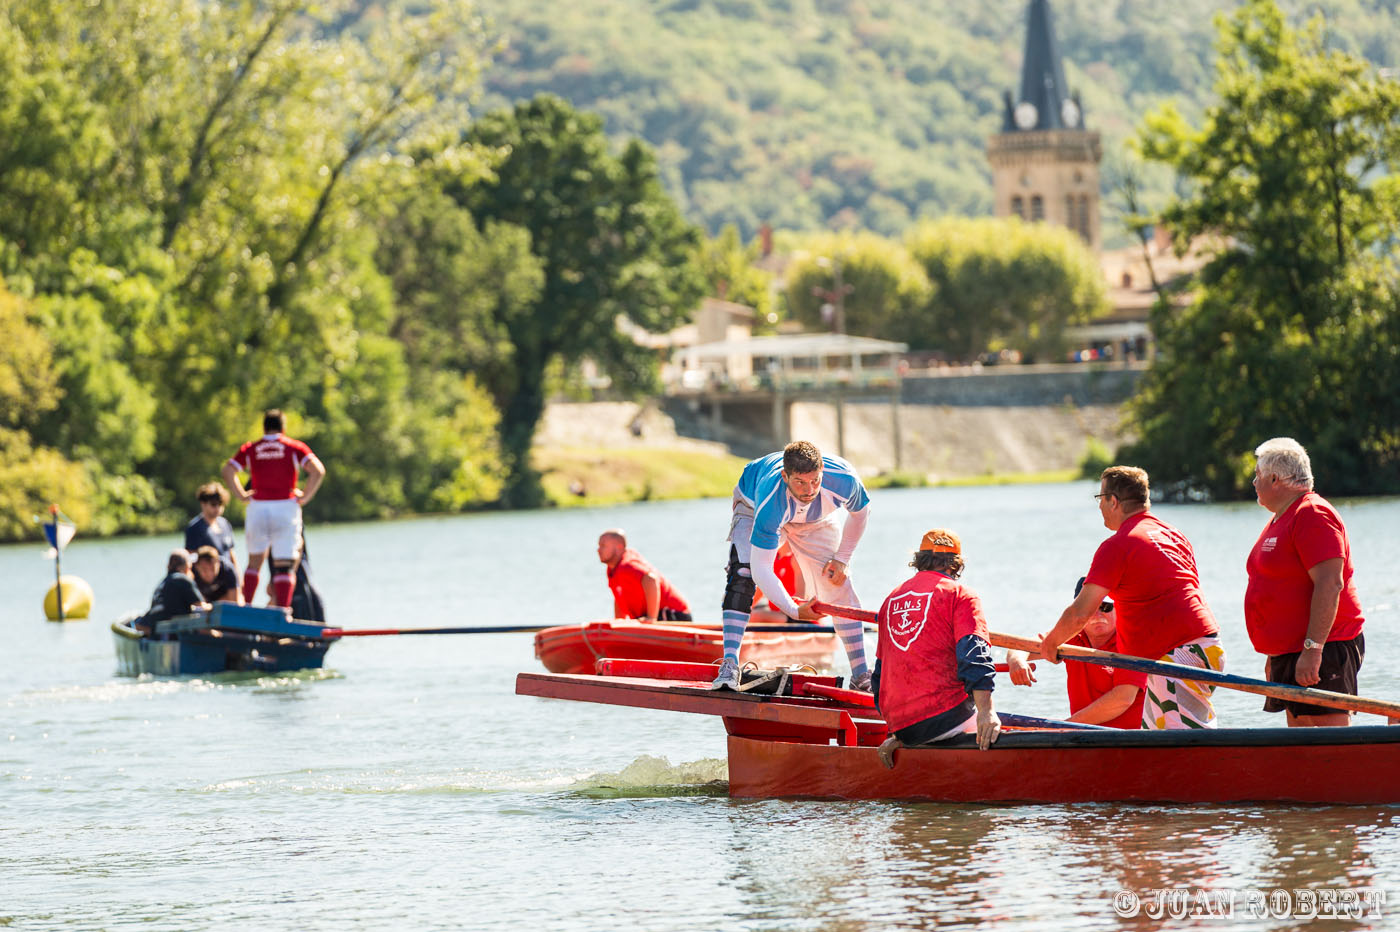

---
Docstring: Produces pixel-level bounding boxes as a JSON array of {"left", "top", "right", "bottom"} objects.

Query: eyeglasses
[
  {"left": 1098, "top": 601, "right": 1113, "bottom": 614},
  {"left": 1093, "top": 493, "right": 1113, "bottom": 502}
]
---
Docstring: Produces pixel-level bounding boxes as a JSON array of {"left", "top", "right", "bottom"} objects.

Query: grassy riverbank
[{"left": 535, "top": 446, "right": 1084, "bottom": 507}]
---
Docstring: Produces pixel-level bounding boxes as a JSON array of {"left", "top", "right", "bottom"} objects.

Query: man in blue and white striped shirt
[{"left": 712, "top": 440, "right": 873, "bottom": 690}]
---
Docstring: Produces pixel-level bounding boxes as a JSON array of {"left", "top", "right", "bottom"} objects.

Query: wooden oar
[
  {"left": 809, "top": 600, "right": 878, "bottom": 624},
  {"left": 989, "top": 631, "right": 1400, "bottom": 720},
  {"left": 320, "top": 622, "right": 845, "bottom": 638}
]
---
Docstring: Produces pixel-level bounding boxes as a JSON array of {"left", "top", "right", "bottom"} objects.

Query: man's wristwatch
[{"left": 1302, "top": 638, "right": 1324, "bottom": 651}]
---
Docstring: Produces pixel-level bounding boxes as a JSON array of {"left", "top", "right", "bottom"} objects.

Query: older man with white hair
[{"left": 1246, "top": 437, "right": 1367, "bottom": 727}]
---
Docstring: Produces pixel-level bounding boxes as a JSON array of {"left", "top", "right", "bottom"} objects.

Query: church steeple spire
[
  {"left": 1004, "top": 0, "right": 1082, "bottom": 132},
  {"left": 987, "top": 0, "right": 1101, "bottom": 250}
]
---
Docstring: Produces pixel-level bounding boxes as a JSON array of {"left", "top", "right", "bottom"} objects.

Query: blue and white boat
[{"left": 111, "top": 603, "right": 333, "bottom": 676}]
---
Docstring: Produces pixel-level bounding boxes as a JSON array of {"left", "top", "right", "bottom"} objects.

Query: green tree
[
  {"left": 782, "top": 231, "right": 931, "bottom": 339},
  {"left": 1123, "top": 0, "right": 1400, "bottom": 499},
  {"left": 449, "top": 95, "right": 706, "bottom": 506},
  {"left": 904, "top": 218, "right": 1108, "bottom": 361},
  {"left": 700, "top": 225, "right": 776, "bottom": 325}
]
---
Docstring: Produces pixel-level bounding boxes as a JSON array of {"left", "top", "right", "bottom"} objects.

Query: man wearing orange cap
[{"left": 873, "top": 529, "right": 1001, "bottom": 764}]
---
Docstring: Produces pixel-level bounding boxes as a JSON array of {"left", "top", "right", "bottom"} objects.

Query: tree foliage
[
  {"left": 445, "top": 95, "right": 707, "bottom": 505},
  {"left": 1122, "top": 0, "right": 1400, "bottom": 499},
  {"left": 473, "top": 0, "right": 1400, "bottom": 238},
  {"left": 0, "top": 0, "right": 510, "bottom": 537},
  {"left": 905, "top": 218, "right": 1109, "bottom": 362}
]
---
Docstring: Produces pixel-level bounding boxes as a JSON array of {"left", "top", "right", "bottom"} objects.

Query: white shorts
[{"left": 244, "top": 498, "right": 303, "bottom": 562}]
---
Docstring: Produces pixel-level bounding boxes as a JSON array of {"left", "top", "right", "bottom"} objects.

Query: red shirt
[
  {"left": 1084, "top": 511, "right": 1218, "bottom": 660},
  {"left": 1065, "top": 630, "right": 1146, "bottom": 730},
  {"left": 1244, "top": 491, "right": 1364, "bottom": 656},
  {"left": 229, "top": 434, "right": 316, "bottom": 500},
  {"left": 876, "top": 571, "right": 988, "bottom": 732},
  {"left": 607, "top": 549, "right": 689, "bottom": 619}
]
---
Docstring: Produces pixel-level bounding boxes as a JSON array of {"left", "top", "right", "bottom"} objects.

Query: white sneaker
[
  {"left": 849, "top": 670, "right": 873, "bottom": 692},
  {"left": 710, "top": 657, "right": 740, "bottom": 690}
]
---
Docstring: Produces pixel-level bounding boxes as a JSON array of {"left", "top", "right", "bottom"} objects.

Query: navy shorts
[{"left": 1263, "top": 633, "right": 1364, "bottom": 717}]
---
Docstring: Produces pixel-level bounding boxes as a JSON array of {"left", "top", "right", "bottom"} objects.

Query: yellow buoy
[{"left": 45, "top": 575, "right": 94, "bottom": 621}]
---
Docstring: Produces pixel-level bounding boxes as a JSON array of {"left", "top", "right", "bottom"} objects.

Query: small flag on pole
[{"left": 38, "top": 504, "right": 76, "bottom": 560}]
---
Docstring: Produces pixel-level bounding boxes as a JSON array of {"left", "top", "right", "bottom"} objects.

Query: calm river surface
[{"left": 4, "top": 481, "right": 1399, "bottom": 931}]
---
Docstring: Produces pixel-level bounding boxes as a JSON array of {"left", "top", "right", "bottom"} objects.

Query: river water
[{"left": 4, "top": 482, "right": 1399, "bottom": 931}]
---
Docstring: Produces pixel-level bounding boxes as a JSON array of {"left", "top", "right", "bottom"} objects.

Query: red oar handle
[{"left": 809, "top": 600, "right": 877, "bottom": 623}]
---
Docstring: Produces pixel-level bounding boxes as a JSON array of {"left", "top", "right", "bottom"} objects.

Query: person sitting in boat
[
  {"left": 1246, "top": 437, "right": 1366, "bottom": 727},
  {"left": 185, "top": 481, "right": 238, "bottom": 577},
  {"left": 596, "top": 529, "right": 691, "bottom": 622},
  {"left": 1004, "top": 577, "right": 1146, "bottom": 729},
  {"left": 873, "top": 528, "right": 1001, "bottom": 764},
  {"left": 192, "top": 545, "right": 242, "bottom": 604},
  {"left": 136, "top": 550, "right": 210, "bottom": 633},
  {"left": 1039, "top": 466, "right": 1226, "bottom": 730},
  {"left": 713, "top": 440, "right": 873, "bottom": 691}
]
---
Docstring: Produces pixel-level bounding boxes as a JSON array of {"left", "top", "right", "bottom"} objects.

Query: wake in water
[
  {"left": 568, "top": 754, "right": 729, "bottom": 798},
  {"left": 5, "top": 667, "right": 343, "bottom": 707}
]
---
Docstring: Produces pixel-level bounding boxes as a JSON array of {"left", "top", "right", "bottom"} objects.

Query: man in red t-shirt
[
  {"left": 596, "top": 529, "right": 691, "bottom": 621},
  {"left": 1247, "top": 437, "right": 1366, "bottom": 727},
  {"left": 1007, "top": 578, "right": 1146, "bottom": 729},
  {"left": 1040, "top": 466, "right": 1225, "bottom": 730},
  {"left": 873, "top": 528, "right": 1001, "bottom": 767},
  {"left": 221, "top": 409, "right": 326, "bottom": 609}
]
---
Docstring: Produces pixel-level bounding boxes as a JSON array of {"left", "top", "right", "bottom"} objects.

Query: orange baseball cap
[{"left": 919, "top": 528, "right": 961, "bottom": 554}]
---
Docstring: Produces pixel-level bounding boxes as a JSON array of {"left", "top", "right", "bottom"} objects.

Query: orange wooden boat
[
  {"left": 533, "top": 619, "right": 840, "bottom": 675},
  {"left": 516, "top": 662, "right": 1400, "bottom": 804}
]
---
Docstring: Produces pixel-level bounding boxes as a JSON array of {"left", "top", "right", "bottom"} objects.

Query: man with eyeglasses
[
  {"left": 1006, "top": 577, "right": 1146, "bottom": 728},
  {"left": 1038, "top": 465, "right": 1225, "bottom": 729},
  {"left": 711, "top": 440, "right": 872, "bottom": 691}
]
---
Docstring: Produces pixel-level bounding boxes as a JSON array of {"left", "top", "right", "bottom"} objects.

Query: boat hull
[
  {"left": 726, "top": 728, "right": 1400, "bottom": 803},
  {"left": 534, "top": 620, "right": 839, "bottom": 674},
  {"left": 515, "top": 672, "right": 1400, "bottom": 804},
  {"left": 112, "top": 605, "right": 332, "bottom": 676}
]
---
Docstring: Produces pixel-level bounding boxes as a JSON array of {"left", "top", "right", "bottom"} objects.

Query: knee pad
[{"left": 722, "top": 558, "right": 756, "bottom": 614}]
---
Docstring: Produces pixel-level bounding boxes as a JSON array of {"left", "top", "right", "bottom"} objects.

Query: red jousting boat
[
  {"left": 516, "top": 664, "right": 1400, "bottom": 804},
  {"left": 533, "top": 620, "right": 839, "bottom": 675}
]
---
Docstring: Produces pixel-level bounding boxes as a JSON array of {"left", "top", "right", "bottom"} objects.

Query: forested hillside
[{"left": 473, "top": 0, "right": 1400, "bottom": 238}]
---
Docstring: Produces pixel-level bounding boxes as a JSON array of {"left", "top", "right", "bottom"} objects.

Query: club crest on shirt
[
  {"left": 1261, "top": 536, "right": 1277, "bottom": 552},
  {"left": 886, "top": 591, "right": 932, "bottom": 651}
]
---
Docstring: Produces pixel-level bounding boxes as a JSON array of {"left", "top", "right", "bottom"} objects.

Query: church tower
[{"left": 987, "top": 0, "right": 1102, "bottom": 251}]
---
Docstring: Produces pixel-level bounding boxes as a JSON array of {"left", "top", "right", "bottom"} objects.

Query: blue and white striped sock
[
  {"left": 721, "top": 610, "right": 748, "bottom": 662},
  {"left": 835, "top": 616, "right": 868, "bottom": 677}
]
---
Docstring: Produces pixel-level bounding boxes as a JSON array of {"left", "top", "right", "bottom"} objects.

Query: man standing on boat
[
  {"left": 1039, "top": 466, "right": 1225, "bottom": 729},
  {"left": 1006, "top": 578, "right": 1146, "bottom": 729},
  {"left": 596, "top": 529, "right": 692, "bottom": 621},
  {"left": 712, "top": 440, "right": 872, "bottom": 691},
  {"left": 1246, "top": 437, "right": 1366, "bottom": 727},
  {"left": 221, "top": 409, "right": 325, "bottom": 610},
  {"left": 873, "top": 528, "right": 1001, "bottom": 760}
]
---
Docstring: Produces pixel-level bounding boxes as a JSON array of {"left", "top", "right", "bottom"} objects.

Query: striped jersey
[{"left": 735, "top": 452, "right": 869, "bottom": 550}]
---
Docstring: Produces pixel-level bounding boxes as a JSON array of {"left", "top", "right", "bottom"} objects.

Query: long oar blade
[{"left": 988, "top": 631, "right": 1400, "bottom": 720}]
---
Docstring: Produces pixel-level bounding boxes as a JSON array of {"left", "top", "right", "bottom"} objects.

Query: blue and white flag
[{"left": 37, "top": 506, "right": 76, "bottom": 560}]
